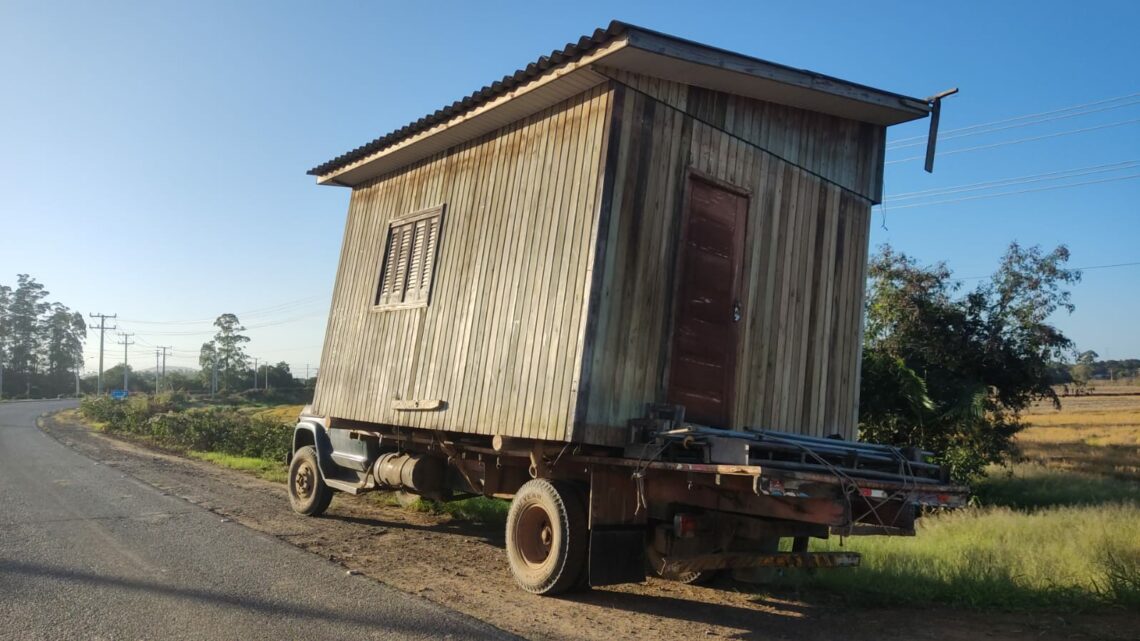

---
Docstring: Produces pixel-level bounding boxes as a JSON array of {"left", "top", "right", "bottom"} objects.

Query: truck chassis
[{"left": 287, "top": 405, "right": 967, "bottom": 595}]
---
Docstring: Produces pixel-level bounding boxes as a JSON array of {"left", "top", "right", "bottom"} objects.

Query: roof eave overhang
[
  {"left": 315, "top": 28, "right": 931, "bottom": 188},
  {"left": 314, "top": 39, "right": 627, "bottom": 187},
  {"left": 618, "top": 28, "right": 931, "bottom": 127}
]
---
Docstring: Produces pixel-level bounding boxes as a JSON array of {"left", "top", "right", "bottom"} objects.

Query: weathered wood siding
[
  {"left": 579, "top": 73, "right": 880, "bottom": 444},
  {"left": 314, "top": 84, "right": 613, "bottom": 442}
]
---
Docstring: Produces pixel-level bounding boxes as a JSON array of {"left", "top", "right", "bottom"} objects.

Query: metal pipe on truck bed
[
  {"left": 755, "top": 459, "right": 944, "bottom": 485},
  {"left": 748, "top": 444, "right": 943, "bottom": 473},
  {"left": 662, "top": 425, "right": 932, "bottom": 459},
  {"left": 747, "top": 428, "right": 934, "bottom": 458},
  {"left": 657, "top": 430, "right": 940, "bottom": 472}
]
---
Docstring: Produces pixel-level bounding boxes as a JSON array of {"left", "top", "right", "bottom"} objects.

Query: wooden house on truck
[{"left": 290, "top": 21, "right": 966, "bottom": 595}]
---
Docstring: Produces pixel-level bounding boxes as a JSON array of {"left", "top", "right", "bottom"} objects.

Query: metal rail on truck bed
[{"left": 621, "top": 407, "right": 968, "bottom": 533}]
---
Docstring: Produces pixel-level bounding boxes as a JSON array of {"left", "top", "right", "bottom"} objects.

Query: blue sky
[{"left": 1, "top": 1, "right": 1137, "bottom": 373}]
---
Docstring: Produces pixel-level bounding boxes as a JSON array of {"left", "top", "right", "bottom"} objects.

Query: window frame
[{"left": 372, "top": 204, "right": 445, "bottom": 311}]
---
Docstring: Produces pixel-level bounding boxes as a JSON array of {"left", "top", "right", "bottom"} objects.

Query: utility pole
[
  {"left": 88, "top": 313, "right": 117, "bottom": 395},
  {"left": 156, "top": 344, "right": 173, "bottom": 390},
  {"left": 264, "top": 362, "right": 269, "bottom": 391},
  {"left": 159, "top": 346, "right": 171, "bottom": 390},
  {"left": 117, "top": 333, "right": 134, "bottom": 392},
  {"left": 252, "top": 357, "right": 259, "bottom": 390},
  {"left": 211, "top": 358, "right": 218, "bottom": 398}
]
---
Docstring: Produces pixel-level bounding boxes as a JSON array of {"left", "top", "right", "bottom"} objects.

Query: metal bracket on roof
[{"left": 924, "top": 87, "right": 960, "bottom": 173}]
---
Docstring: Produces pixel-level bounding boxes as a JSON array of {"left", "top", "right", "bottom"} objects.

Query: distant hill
[{"left": 136, "top": 365, "right": 199, "bottom": 375}]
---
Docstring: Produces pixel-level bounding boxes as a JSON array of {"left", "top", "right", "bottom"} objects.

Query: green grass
[
  {"left": 408, "top": 495, "right": 510, "bottom": 525},
  {"left": 974, "top": 462, "right": 1140, "bottom": 509},
  {"left": 799, "top": 503, "right": 1140, "bottom": 610},
  {"left": 187, "top": 451, "right": 288, "bottom": 484},
  {"left": 783, "top": 398, "right": 1140, "bottom": 612}
]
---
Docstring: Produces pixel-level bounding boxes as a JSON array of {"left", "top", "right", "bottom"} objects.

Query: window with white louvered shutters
[{"left": 374, "top": 205, "right": 444, "bottom": 309}]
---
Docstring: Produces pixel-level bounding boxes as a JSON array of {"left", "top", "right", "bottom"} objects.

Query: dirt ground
[{"left": 40, "top": 412, "right": 1137, "bottom": 641}]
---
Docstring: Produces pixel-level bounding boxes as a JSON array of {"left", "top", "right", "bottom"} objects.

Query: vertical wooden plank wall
[
  {"left": 314, "top": 85, "right": 612, "bottom": 443},
  {"left": 579, "top": 71, "right": 882, "bottom": 445}
]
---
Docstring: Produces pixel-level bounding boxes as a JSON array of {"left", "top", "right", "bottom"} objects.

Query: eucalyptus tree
[{"left": 198, "top": 313, "right": 251, "bottom": 391}]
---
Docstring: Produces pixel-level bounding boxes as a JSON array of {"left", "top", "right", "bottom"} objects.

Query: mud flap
[{"left": 588, "top": 527, "right": 646, "bottom": 587}]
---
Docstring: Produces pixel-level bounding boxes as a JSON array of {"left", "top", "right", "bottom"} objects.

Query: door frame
[{"left": 662, "top": 167, "right": 751, "bottom": 427}]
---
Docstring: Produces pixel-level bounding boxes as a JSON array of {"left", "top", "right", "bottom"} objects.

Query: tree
[
  {"left": 44, "top": 304, "right": 86, "bottom": 389},
  {"left": 265, "top": 361, "right": 296, "bottom": 389},
  {"left": 859, "top": 243, "right": 1080, "bottom": 482},
  {"left": 0, "top": 283, "right": 10, "bottom": 366},
  {"left": 94, "top": 364, "right": 153, "bottom": 394},
  {"left": 0, "top": 275, "right": 87, "bottom": 398},
  {"left": 6, "top": 275, "right": 51, "bottom": 396},
  {"left": 198, "top": 314, "right": 250, "bottom": 391},
  {"left": 165, "top": 369, "right": 206, "bottom": 393},
  {"left": 0, "top": 283, "right": 9, "bottom": 396},
  {"left": 1070, "top": 350, "right": 1099, "bottom": 388}
]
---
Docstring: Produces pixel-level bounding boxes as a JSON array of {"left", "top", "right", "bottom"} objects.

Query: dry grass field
[{"left": 1020, "top": 384, "right": 1140, "bottom": 481}]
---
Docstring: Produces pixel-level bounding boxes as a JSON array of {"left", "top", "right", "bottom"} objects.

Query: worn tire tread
[{"left": 505, "top": 479, "right": 587, "bottom": 595}]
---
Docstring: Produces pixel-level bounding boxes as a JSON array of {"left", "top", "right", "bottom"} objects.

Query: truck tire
[
  {"left": 288, "top": 445, "right": 333, "bottom": 516},
  {"left": 505, "top": 479, "right": 587, "bottom": 595}
]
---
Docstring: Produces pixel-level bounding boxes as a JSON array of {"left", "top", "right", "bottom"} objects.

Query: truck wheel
[
  {"left": 288, "top": 445, "right": 333, "bottom": 516},
  {"left": 505, "top": 479, "right": 587, "bottom": 595}
]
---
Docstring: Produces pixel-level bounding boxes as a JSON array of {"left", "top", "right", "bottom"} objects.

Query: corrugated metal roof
[
  {"left": 307, "top": 22, "right": 627, "bottom": 177},
  {"left": 308, "top": 20, "right": 930, "bottom": 179}
]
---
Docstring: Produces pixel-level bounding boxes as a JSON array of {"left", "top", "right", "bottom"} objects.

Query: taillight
[{"left": 673, "top": 513, "right": 699, "bottom": 538}]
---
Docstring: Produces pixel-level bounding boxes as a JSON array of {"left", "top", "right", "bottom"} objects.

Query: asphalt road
[{"left": 0, "top": 400, "right": 513, "bottom": 641}]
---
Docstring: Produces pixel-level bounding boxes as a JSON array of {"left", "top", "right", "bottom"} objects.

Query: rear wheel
[
  {"left": 505, "top": 479, "right": 587, "bottom": 595},
  {"left": 288, "top": 445, "right": 333, "bottom": 516}
]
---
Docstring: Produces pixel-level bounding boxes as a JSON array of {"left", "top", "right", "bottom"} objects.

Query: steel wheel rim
[
  {"left": 515, "top": 503, "right": 554, "bottom": 568},
  {"left": 294, "top": 461, "right": 315, "bottom": 499}
]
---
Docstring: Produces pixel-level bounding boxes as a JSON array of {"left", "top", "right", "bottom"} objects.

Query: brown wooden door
[{"left": 667, "top": 176, "right": 748, "bottom": 427}]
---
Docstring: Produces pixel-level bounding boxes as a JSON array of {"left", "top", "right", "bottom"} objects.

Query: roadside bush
[
  {"left": 79, "top": 395, "right": 123, "bottom": 424},
  {"left": 239, "top": 387, "right": 313, "bottom": 406},
  {"left": 80, "top": 397, "right": 290, "bottom": 462}
]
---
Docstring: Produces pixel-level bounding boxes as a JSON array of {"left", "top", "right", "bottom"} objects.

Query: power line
[
  {"left": 878, "top": 173, "right": 1140, "bottom": 210},
  {"left": 887, "top": 99, "right": 1140, "bottom": 151},
  {"left": 953, "top": 261, "right": 1140, "bottom": 282},
  {"left": 128, "top": 312, "right": 326, "bottom": 336},
  {"left": 884, "top": 161, "right": 1139, "bottom": 202},
  {"left": 889, "top": 92, "right": 1140, "bottom": 145},
  {"left": 887, "top": 118, "right": 1140, "bottom": 165},
  {"left": 117, "top": 295, "right": 325, "bottom": 325}
]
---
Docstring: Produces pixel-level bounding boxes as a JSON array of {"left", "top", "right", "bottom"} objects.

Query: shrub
[
  {"left": 79, "top": 395, "right": 123, "bottom": 424},
  {"left": 81, "top": 397, "right": 291, "bottom": 462}
]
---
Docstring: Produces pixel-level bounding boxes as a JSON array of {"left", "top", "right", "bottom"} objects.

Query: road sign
[{"left": 110, "top": 389, "right": 128, "bottom": 401}]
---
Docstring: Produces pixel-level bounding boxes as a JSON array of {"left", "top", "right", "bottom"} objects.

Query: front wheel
[
  {"left": 505, "top": 479, "right": 588, "bottom": 595},
  {"left": 288, "top": 445, "right": 333, "bottom": 516}
]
